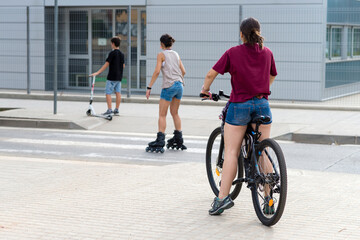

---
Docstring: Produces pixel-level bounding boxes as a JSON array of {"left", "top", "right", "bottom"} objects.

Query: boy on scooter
[{"left": 90, "top": 36, "right": 125, "bottom": 116}]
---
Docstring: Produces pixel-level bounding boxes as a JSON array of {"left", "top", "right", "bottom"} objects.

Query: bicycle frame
[{"left": 233, "top": 123, "right": 279, "bottom": 190}]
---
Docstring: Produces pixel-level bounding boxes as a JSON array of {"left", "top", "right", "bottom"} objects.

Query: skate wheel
[
  {"left": 145, "top": 147, "right": 150, "bottom": 152},
  {"left": 155, "top": 149, "right": 159, "bottom": 153},
  {"left": 160, "top": 149, "right": 165, "bottom": 153}
]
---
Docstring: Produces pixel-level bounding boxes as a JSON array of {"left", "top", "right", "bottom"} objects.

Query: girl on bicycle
[
  {"left": 201, "top": 17, "right": 277, "bottom": 215},
  {"left": 145, "top": 34, "right": 187, "bottom": 153}
]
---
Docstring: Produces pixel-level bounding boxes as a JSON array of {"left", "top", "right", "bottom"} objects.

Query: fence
[{"left": 0, "top": 3, "right": 360, "bottom": 107}]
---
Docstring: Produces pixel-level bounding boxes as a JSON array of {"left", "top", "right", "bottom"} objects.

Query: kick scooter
[{"left": 86, "top": 76, "right": 112, "bottom": 121}]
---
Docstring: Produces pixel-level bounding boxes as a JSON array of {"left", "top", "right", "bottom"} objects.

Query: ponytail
[
  {"left": 240, "top": 17, "right": 264, "bottom": 49},
  {"left": 249, "top": 30, "right": 264, "bottom": 49}
]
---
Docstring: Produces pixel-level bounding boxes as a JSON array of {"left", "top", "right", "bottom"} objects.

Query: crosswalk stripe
[
  {"left": 4, "top": 138, "right": 206, "bottom": 154},
  {"left": 43, "top": 132, "right": 209, "bottom": 144}
]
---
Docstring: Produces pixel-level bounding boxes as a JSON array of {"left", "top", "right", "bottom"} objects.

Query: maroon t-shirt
[{"left": 213, "top": 43, "right": 277, "bottom": 103}]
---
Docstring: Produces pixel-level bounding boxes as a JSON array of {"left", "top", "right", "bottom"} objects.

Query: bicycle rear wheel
[
  {"left": 206, "top": 127, "right": 243, "bottom": 200},
  {"left": 251, "top": 138, "right": 287, "bottom": 226}
]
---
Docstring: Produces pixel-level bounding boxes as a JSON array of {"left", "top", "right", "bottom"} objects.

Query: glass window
[
  {"left": 140, "top": 60, "right": 146, "bottom": 89},
  {"left": 70, "top": 11, "right": 88, "bottom": 54},
  {"left": 115, "top": 9, "right": 128, "bottom": 58},
  {"left": 326, "top": 27, "right": 330, "bottom": 59},
  {"left": 69, "top": 59, "right": 89, "bottom": 87},
  {"left": 354, "top": 28, "right": 360, "bottom": 56},
  {"left": 69, "top": 11, "right": 88, "bottom": 54},
  {"left": 131, "top": 9, "right": 138, "bottom": 89},
  {"left": 141, "top": 10, "right": 146, "bottom": 56},
  {"left": 92, "top": 9, "right": 113, "bottom": 81},
  {"left": 331, "top": 27, "right": 342, "bottom": 58},
  {"left": 347, "top": 27, "right": 352, "bottom": 57}
]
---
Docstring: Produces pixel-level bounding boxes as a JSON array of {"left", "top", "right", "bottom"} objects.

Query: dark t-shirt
[
  {"left": 106, "top": 49, "right": 125, "bottom": 81},
  {"left": 212, "top": 43, "right": 277, "bottom": 103}
]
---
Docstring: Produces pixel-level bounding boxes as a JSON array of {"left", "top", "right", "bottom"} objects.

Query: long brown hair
[{"left": 240, "top": 17, "right": 264, "bottom": 49}]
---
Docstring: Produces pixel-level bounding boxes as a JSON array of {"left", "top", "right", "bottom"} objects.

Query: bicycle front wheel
[
  {"left": 251, "top": 138, "right": 287, "bottom": 226},
  {"left": 206, "top": 127, "right": 243, "bottom": 200}
]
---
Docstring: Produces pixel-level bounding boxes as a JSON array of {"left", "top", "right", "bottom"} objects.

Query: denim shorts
[
  {"left": 160, "top": 81, "right": 183, "bottom": 101},
  {"left": 225, "top": 97, "right": 272, "bottom": 126},
  {"left": 105, "top": 80, "right": 121, "bottom": 95}
]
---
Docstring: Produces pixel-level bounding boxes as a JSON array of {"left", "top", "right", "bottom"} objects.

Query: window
[
  {"left": 141, "top": 10, "right": 146, "bottom": 56},
  {"left": 331, "top": 27, "right": 342, "bottom": 58},
  {"left": 69, "top": 11, "right": 88, "bottom": 54},
  {"left": 326, "top": 27, "right": 330, "bottom": 59},
  {"left": 354, "top": 28, "right": 360, "bottom": 56},
  {"left": 326, "top": 25, "right": 360, "bottom": 60}
]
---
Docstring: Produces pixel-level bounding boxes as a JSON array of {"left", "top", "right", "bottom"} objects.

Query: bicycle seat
[{"left": 251, "top": 115, "right": 271, "bottom": 124}]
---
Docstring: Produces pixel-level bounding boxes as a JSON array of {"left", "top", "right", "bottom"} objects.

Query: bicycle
[{"left": 202, "top": 91, "right": 287, "bottom": 226}]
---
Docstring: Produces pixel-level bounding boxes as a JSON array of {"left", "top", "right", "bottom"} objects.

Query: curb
[
  {"left": 274, "top": 132, "right": 360, "bottom": 145},
  {"left": 0, "top": 117, "right": 85, "bottom": 130}
]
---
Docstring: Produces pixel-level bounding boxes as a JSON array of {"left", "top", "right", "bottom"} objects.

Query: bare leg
[
  {"left": 115, "top": 92, "right": 121, "bottom": 109},
  {"left": 106, "top": 94, "right": 112, "bottom": 110},
  {"left": 252, "top": 123, "right": 272, "bottom": 197},
  {"left": 170, "top": 98, "right": 181, "bottom": 131},
  {"left": 218, "top": 123, "right": 247, "bottom": 199},
  {"left": 158, "top": 99, "right": 171, "bottom": 133}
]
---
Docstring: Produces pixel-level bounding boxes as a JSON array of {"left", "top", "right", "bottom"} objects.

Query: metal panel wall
[
  {"left": 243, "top": 4, "right": 326, "bottom": 101},
  {"left": 146, "top": 1, "right": 327, "bottom": 101},
  {"left": 147, "top": 0, "right": 324, "bottom": 5},
  {"left": 146, "top": 5, "right": 240, "bottom": 96},
  {"left": 0, "top": 6, "right": 45, "bottom": 90}
]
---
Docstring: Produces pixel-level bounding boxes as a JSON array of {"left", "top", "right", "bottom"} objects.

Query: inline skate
[
  {"left": 166, "top": 130, "right": 187, "bottom": 150},
  {"left": 146, "top": 132, "right": 165, "bottom": 153}
]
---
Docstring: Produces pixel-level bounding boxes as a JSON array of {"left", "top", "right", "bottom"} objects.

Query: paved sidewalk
[
  {"left": 1, "top": 92, "right": 360, "bottom": 239},
  {"left": 0, "top": 155, "right": 359, "bottom": 240}
]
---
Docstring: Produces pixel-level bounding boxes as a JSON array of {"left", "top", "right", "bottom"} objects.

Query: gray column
[{"left": 341, "top": 27, "right": 348, "bottom": 60}]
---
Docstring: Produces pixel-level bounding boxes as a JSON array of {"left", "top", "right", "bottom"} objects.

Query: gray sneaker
[
  {"left": 263, "top": 196, "right": 275, "bottom": 215},
  {"left": 113, "top": 108, "right": 119, "bottom": 115},
  {"left": 103, "top": 109, "right": 113, "bottom": 115},
  {"left": 209, "top": 195, "right": 234, "bottom": 215}
]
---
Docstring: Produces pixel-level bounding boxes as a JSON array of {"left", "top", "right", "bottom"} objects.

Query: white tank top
[{"left": 161, "top": 50, "right": 184, "bottom": 89}]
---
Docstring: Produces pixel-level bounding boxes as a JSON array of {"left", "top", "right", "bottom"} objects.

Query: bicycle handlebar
[{"left": 199, "top": 90, "right": 230, "bottom": 102}]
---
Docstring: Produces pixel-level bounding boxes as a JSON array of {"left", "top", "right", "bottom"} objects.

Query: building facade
[{"left": 0, "top": 0, "right": 359, "bottom": 101}]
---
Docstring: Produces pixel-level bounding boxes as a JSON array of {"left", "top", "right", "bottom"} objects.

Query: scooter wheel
[
  {"left": 86, "top": 109, "right": 91, "bottom": 116},
  {"left": 107, "top": 115, "right": 113, "bottom": 121}
]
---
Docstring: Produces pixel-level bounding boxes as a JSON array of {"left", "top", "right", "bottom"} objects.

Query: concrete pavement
[
  {"left": 0, "top": 155, "right": 359, "bottom": 239},
  {"left": 1, "top": 91, "right": 360, "bottom": 239}
]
